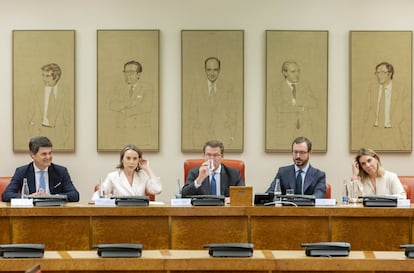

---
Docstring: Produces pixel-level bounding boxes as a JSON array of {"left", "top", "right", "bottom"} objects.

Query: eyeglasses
[
  {"left": 292, "top": 150, "right": 308, "bottom": 155},
  {"left": 123, "top": 70, "right": 137, "bottom": 74},
  {"left": 374, "top": 71, "right": 389, "bottom": 75},
  {"left": 205, "top": 153, "right": 222, "bottom": 158}
]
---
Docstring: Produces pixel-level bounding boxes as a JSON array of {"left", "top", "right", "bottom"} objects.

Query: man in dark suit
[
  {"left": 182, "top": 140, "right": 244, "bottom": 197},
  {"left": 2, "top": 136, "right": 79, "bottom": 202},
  {"left": 266, "top": 136, "right": 326, "bottom": 198}
]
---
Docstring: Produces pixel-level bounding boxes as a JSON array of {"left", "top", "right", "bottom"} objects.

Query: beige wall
[{"left": 0, "top": 0, "right": 413, "bottom": 202}]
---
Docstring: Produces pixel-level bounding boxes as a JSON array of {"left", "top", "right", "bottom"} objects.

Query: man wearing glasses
[
  {"left": 182, "top": 140, "right": 244, "bottom": 197},
  {"left": 266, "top": 136, "right": 326, "bottom": 198},
  {"left": 109, "top": 60, "right": 154, "bottom": 147}
]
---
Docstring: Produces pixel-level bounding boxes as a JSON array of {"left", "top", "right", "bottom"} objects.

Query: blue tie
[
  {"left": 39, "top": 170, "right": 46, "bottom": 191},
  {"left": 295, "top": 170, "right": 302, "bottom": 194},
  {"left": 210, "top": 173, "right": 217, "bottom": 195}
]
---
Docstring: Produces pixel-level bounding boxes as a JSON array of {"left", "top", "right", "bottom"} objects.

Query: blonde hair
[{"left": 355, "top": 148, "right": 385, "bottom": 180}]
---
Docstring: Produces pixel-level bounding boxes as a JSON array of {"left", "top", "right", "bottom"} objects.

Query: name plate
[
  {"left": 398, "top": 199, "right": 410, "bottom": 207},
  {"left": 315, "top": 198, "right": 336, "bottom": 206},
  {"left": 171, "top": 198, "right": 192, "bottom": 206},
  {"left": 11, "top": 198, "right": 34, "bottom": 208},
  {"left": 94, "top": 198, "right": 116, "bottom": 207}
]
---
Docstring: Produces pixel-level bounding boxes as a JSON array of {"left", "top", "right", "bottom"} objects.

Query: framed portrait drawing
[
  {"left": 265, "top": 30, "right": 328, "bottom": 152},
  {"left": 13, "top": 30, "right": 76, "bottom": 152},
  {"left": 181, "top": 30, "right": 244, "bottom": 152},
  {"left": 97, "top": 30, "right": 159, "bottom": 151},
  {"left": 350, "top": 31, "right": 412, "bottom": 152}
]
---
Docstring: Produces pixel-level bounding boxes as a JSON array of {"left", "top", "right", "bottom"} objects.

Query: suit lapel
[
  {"left": 289, "top": 166, "right": 296, "bottom": 189},
  {"left": 27, "top": 163, "right": 36, "bottom": 192},
  {"left": 303, "top": 165, "right": 314, "bottom": 192}
]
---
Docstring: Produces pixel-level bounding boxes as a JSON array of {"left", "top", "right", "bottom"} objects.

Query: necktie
[
  {"left": 292, "top": 84, "right": 300, "bottom": 129},
  {"left": 295, "top": 170, "right": 302, "bottom": 194},
  {"left": 46, "top": 87, "right": 57, "bottom": 127},
  {"left": 39, "top": 170, "right": 46, "bottom": 191},
  {"left": 210, "top": 173, "right": 217, "bottom": 195},
  {"left": 292, "top": 83, "right": 296, "bottom": 100},
  {"left": 129, "top": 85, "right": 134, "bottom": 98}
]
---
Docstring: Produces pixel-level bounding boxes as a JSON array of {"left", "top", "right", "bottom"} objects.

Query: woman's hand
[{"left": 352, "top": 160, "right": 360, "bottom": 180}]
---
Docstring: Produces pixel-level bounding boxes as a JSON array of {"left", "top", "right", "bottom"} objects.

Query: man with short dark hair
[
  {"left": 182, "top": 140, "right": 244, "bottom": 197},
  {"left": 2, "top": 136, "right": 79, "bottom": 202},
  {"left": 266, "top": 136, "right": 326, "bottom": 198}
]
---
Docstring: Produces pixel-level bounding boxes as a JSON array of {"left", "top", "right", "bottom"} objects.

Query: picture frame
[
  {"left": 13, "top": 30, "right": 76, "bottom": 152},
  {"left": 265, "top": 30, "right": 328, "bottom": 152},
  {"left": 181, "top": 30, "right": 244, "bottom": 152},
  {"left": 97, "top": 30, "right": 159, "bottom": 151},
  {"left": 350, "top": 31, "right": 412, "bottom": 152}
]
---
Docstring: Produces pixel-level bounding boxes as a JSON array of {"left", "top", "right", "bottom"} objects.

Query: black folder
[
  {"left": 281, "top": 195, "right": 315, "bottom": 206},
  {"left": 0, "top": 244, "right": 45, "bottom": 258},
  {"left": 400, "top": 244, "right": 414, "bottom": 258},
  {"left": 112, "top": 196, "right": 149, "bottom": 206},
  {"left": 254, "top": 193, "right": 274, "bottom": 206},
  {"left": 94, "top": 243, "right": 142, "bottom": 258},
  {"left": 362, "top": 195, "right": 397, "bottom": 207},
  {"left": 301, "top": 242, "right": 350, "bottom": 257},
  {"left": 190, "top": 195, "right": 225, "bottom": 206},
  {"left": 32, "top": 195, "right": 67, "bottom": 207},
  {"left": 203, "top": 243, "right": 254, "bottom": 257}
]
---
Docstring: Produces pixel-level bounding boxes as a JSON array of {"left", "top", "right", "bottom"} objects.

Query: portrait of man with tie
[
  {"left": 97, "top": 30, "right": 159, "bottom": 151},
  {"left": 350, "top": 30, "right": 412, "bottom": 152},
  {"left": 187, "top": 57, "right": 239, "bottom": 150},
  {"left": 265, "top": 30, "right": 328, "bottom": 152},
  {"left": 267, "top": 60, "right": 321, "bottom": 151},
  {"left": 181, "top": 30, "right": 244, "bottom": 152},
  {"left": 26, "top": 63, "right": 74, "bottom": 150},
  {"left": 13, "top": 30, "right": 75, "bottom": 152},
  {"left": 107, "top": 60, "right": 154, "bottom": 148},
  {"left": 356, "top": 61, "right": 411, "bottom": 150}
]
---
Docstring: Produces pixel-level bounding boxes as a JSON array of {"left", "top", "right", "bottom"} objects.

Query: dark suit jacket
[
  {"left": 266, "top": 164, "right": 326, "bottom": 198},
  {"left": 182, "top": 164, "right": 244, "bottom": 197},
  {"left": 1, "top": 162, "right": 80, "bottom": 202}
]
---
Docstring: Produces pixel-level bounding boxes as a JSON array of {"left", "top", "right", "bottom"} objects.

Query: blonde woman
[{"left": 350, "top": 148, "right": 406, "bottom": 199}]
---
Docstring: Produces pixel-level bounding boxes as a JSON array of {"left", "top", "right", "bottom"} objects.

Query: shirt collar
[
  {"left": 33, "top": 164, "right": 48, "bottom": 173},
  {"left": 294, "top": 164, "right": 309, "bottom": 174}
]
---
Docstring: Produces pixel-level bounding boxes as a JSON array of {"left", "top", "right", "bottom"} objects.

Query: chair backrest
[
  {"left": 184, "top": 159, "right": 245, "bottom": 183},
  {"left": 0, "top": 176, "right": 12, "bottom": 202},
  {"left": 398, "top": 176, "right": 414, "bottom": 203},
  {"left": 325, "top": 183, "right": 331, "bottom": 199},
  {"left": 93, "top": 184, "right": 155, "bottom": 201}
]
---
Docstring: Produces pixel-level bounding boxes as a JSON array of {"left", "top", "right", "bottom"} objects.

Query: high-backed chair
[
  {"left": 0, "top": 176, "right": 12, "bottom": 202},
  {"left": 398, "top": 176, "right": 414, "bottom": 203},
  {"left": 184, "top": 159, "right": 245, "bottom": 183},
  {"left": 325, "top": 183, "right": 331, "bottom": 199}
]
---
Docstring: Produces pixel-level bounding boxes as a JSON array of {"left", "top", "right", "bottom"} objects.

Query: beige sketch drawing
[
  {"left": 350, "top": 31, "right": 412, "bottom": 152},
  {"left": 13, "top": 30, "right": 75, "bottom": 152},
  {"left": 181, "top": 30, "right": 244, "bottom": 152},
  {"left": 26, "top": 63, "right": 73, "bottom": 149},
  {"left": 108, "top": 60, "right": 154, "bottom": 148},
  {"left": 268, "top": 60, "right": 320, "bottom": 150},
  {"left": 357, "top": 62, "right": 410, "bottom": 150},
  {"left": 188, "top": 57, "right": 238, "bottom": 149},
  {"left": 97, "top": 30, "right": 159, "bottom": 151},
  {"left": 265, "top": 30, "right": 328, "bottom": 152}
]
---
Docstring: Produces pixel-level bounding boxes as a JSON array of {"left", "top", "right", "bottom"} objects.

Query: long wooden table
[
  {"left": 0, "top": 203, "right": 413, "bottom": 251},
  {"left": 1, "top": 250, "right": 414, "bottom": 272}
]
